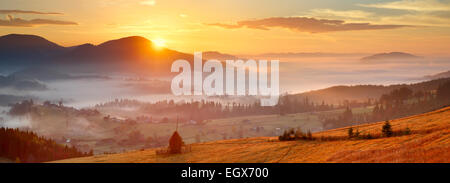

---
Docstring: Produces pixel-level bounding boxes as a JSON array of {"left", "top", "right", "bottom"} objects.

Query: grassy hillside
[
  {"left": 294, "top": 77, "right": 450, "bottom": 104},
  {"left": 53, "top": 106, "right": 450, "bottom": 163}
]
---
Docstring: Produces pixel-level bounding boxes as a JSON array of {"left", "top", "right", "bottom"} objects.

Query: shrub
[
  {"left": 278, "top": 128, "right": 315, "bottom": 141},
  {"left": 403, "top": 127, "right": 411, "bottom": 135},
  {"left": 354, "top": 129, "right": 360, "bottom": 138},
  {"left": 278, "top": 135, "right": 284, "bottom": 141},
  {"left": 363, "top": 133, "right": 373, "bottom": 139}
]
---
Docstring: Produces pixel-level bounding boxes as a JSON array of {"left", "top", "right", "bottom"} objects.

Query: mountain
[
  {"left": 424, "top": 70, "right": 450, "bottom": 80},
  {"left": 0, "top": 34, "right": 67, "bottom": 64},
  {"left": 254, "top": 52, "right": 365, "bottom": 58},
  {"left": 63, "top": 36, "right": 195, "bottom": 74},
  {"left": 63, "top": 36, "right": 156, "bottom": 61},
  {"left": 202, "top": 51, "right": 243, "bottom": 61},
  {"left": 292, "top": 77, "right": 450, "bottom": 104},
  {"left": 0, "top": 34, "right": 195, "bottom": 75},
  {"left": 361, "top": 52, "right": 421, "bottom": 62},
  {"left": 53, "top": 106, "right": 450, "bottom": 163}
]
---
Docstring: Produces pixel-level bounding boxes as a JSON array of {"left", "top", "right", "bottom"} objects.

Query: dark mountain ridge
[
  {"left": 0, "top": 34, "right": 194, "bottom": 75},
  {"left": 0, "top": 34, "right": 66, "bottom": 63}
]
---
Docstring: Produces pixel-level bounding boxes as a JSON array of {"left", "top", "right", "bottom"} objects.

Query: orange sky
[{"left": 1, "top": 0, "right": 450, "bottom": 56}]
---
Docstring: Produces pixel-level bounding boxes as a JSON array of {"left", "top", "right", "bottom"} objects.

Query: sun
[{"left": 152, "top": 38, "right": 167, "bottom": 48}]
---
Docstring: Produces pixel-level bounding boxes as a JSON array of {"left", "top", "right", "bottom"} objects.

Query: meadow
[{"left": 53, "top": 106, "right": 449, "bottom": 163}]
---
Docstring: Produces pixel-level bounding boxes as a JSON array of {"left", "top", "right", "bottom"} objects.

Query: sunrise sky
[{"left": 1, "top": 0, "right": 450, "bottom": 55}]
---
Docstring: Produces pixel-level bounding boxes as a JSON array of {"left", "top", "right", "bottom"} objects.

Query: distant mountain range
[
  {"left": 249, "top": 52, "right": 366, "bottom": 58},
  {"left": 0, "top": 34, "right": 425, "bottom": 72},
  {"left": 360, "top": 52, "right": 422, "bottom": 62},
  {"left": 0, "top": 34, "right": 194, "bottom": 75}
]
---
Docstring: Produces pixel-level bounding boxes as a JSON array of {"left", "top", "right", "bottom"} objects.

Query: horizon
[
  {"left": 2, "top": 33, "right": 450, "bottom": 58},
  {"left": 1, "top": 31, "right": 450, "bottom": 97},
  {"left": 1, "top": 0, "right": 450, "bottom": 56}
]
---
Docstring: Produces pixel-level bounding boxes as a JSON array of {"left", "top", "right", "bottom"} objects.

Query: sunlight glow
[{"left": 152, "top": 38, "right": 167, "bottom": 48}]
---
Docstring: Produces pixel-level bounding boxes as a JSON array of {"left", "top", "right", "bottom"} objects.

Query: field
[
  {"left": 53, "top": 106, "right": 450, "bottom": 163},
  {"left": 134, "top": 105, "right": 373, "bottom": 143},
  {"left": 29, "top": 103, "right": 372, "bottom": 154}
]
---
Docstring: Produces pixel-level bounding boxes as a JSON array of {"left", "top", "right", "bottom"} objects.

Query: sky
[{"left": 1, "top": 0, "right": 450, "bottom": 55}]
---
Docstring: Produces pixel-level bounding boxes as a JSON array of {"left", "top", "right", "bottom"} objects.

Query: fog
[
  {"left": 1, "top": 56, "right": 449, "bottom": 154},
  {"left": 279, "top": 56, "right": 450, "bottom": 93},
  {"left": 1, "top": 56, "right": 449, "bottom": 110},
  {"left": 0, "top": 106, "right": 31, "bottom": 128}
]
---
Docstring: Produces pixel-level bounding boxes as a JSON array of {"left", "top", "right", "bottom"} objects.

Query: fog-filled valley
[{"left": 1, "top": 34, "right": 450, "bottom": 155}]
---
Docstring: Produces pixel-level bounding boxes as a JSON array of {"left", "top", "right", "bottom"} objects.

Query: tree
[
  {"left": 347, "top": 127, "right": 354, "bottom": 138},
  {"left": 437, "top": 81, "right": 450, "bottom": 102},
  {"left": 382, "top": 121, "right": 393, "bottom": 137},
  {"left": 294, "top": 128, "right": 303, "bottom": 140},
  {"left": 306, "top": 130, "right": 313, "bottom": 140}
]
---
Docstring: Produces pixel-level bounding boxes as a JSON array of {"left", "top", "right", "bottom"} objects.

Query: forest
[{"left": 0, "top": 127, "right": 92, "bottom": 163}]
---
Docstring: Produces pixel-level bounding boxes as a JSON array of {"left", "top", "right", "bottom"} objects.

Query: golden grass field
[{"left": 53, "top": 106, "right": 450, "bottom": 163}]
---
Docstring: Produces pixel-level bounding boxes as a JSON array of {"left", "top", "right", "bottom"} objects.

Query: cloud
[
  {"left": 0, "top": 15, "right": 77, "bottom": 27},
  {"left": 307, "top": 9, "right": 374, "bottom": 19},
  {"left": 207, "top": 17, "right": 411, "bottom": 33},
  {"left": 354, "top": 0, "right": 450, "bottom": 27},
  {"left": 359, "top": 0, "right": 450, "bottom": 12},
  {"left": 140, "top": 0, "right": 156, "bottom": 6},
  {"left": 378, "top": 13, "right": 450, "bottom": 27},
  {"left": 0, "top": 9, "right": 63, "bottom": 15}
]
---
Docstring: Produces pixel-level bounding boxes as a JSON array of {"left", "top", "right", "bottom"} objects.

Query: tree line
[
  {"left": 321, "top": 81, "right": 450, "bottom": 129},
  {"left": 0, "top": 127, "right": 92, "bottom": 163},
  {"left": 96, "top": 95, "right": 336, "bottom": 123}
]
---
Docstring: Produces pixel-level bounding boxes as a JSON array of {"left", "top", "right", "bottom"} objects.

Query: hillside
[
  {"left": 53, "top": 106, "right": 450, "bottom": 163},
  {"left": 424, "top": 70, "right": 450, "bottom": 80},
  {"left": 0, "top": 34, "right": 66, "bottom": 63},
  {"left": 293, "top": 77, "right": 450, "bottom": 104},
  {"left": 0, "top": 127, "right": 92, "bottom": 163}
]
